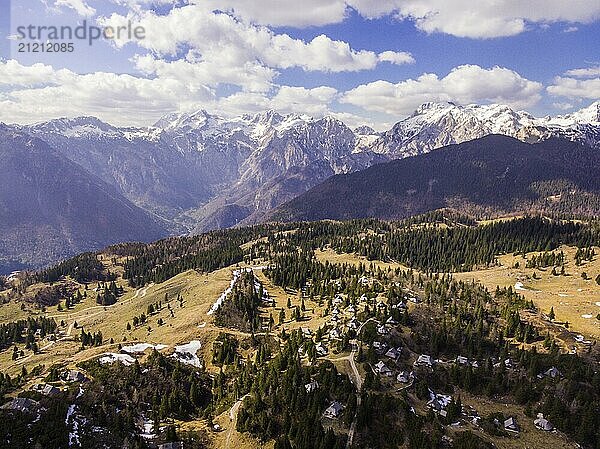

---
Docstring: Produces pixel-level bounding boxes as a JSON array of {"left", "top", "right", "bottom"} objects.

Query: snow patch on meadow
[
  {"left": 99, "top": 353, "right": 136, "bottom": 366},
  {"left": 208, "top": 269, "right": 245, "bottom": 315},
  {"left": 172, "top": 341, "right": 202, "bottom": 368},
  {"left": 121, "top": 343, "right": 168, "bottom": 354},
  {"left": 208, "top": 268, "right": 271, "bottom": 315}
]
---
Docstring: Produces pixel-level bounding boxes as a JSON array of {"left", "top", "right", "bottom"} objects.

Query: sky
[{"left": 0, "top": 0, "right": 599, "bottom": 130}]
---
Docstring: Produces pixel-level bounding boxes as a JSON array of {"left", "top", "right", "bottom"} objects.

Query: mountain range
[
  {"left": 269, "top": 135, "right": 600, "bottom": 222},
  {"left": 1, "top": 101, "right": 599, "bottom": 271},
  {"left": 0, "top": 126, "right": 167, "bottom": 273}
]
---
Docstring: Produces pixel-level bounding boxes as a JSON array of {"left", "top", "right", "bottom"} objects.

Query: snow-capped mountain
[
  {"left": 5, "top": 100, "right": 598, "bottom": 270},
  {"left": 519, "top": 101, "right": 600, "bottom": 148},
  {"left": 18, "top": 111, "right": 377, "bottom": 230},
  {"left": 185, "top": 113, "right": 386, "bottom": 231},
  {"left": 372, "top": 101, "right": 600, "bottom": 158},
  {"left": 9, "top": 100, "right": 600, "bottom": 234}
]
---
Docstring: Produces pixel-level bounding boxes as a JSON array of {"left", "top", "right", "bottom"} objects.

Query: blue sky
[{"left": 0, "top": 0, "right": 599, "bottom": 128}]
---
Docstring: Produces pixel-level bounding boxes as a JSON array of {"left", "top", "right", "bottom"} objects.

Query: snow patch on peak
[
  {"left": 546, "top": 101, "right": 600, "bottom": 126},
  {"left": 375, "top": 100, "right": 600, "bottom": 157},
  {"left": 154, "top": 109, "right": 213, "bottom": 131},
  {"left": 27, "top": 116, "right": 120, "bottom": 138}
]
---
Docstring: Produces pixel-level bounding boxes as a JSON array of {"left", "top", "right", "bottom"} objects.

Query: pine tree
[{"left": 279, "top": 309, "right": 285, "bottom": 325}]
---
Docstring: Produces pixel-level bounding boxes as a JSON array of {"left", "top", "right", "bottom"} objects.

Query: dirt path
[
  {"left": 225, "top": 394, "right": 250, "bottom": 449},
  {"left": 345, "top": 317, "right": 375, "bottom": 449}
]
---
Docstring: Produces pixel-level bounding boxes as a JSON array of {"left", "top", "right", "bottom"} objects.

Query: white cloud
[
  {"left": 211, "top": 86, "right": 339, "bottom": 117},
  {"left": 0, "top": 60, "right": 214, "bottom": 126},
  {"left": 53, "top": 0, "right": 96, "bottom": 16},
  {"left": 378, "top": 51, "right": 415, "bottom": 65},
  {"left": 0, "top": 60, "right": 546, "bottom": 128},
  {"left": 0, "top": 60, "right": 342, "bottom": 126},
  {"left": 552, "top": 102, "right": 574, "bottom": 111},
  {"left": 110, "top": 0, "right": 180, "bottom": 6},
  {"left": 341, "top": 65, "right": 542, "bottom": 116},
  {"left": 98, "top": 5, "right": 411, "bottom": 72},
  {"left": 0, "top": 60, "right": 72, "bottom": 86},
  {"left": 134, "top": 55, "right": 276, "bottom": 93},
  {"left": 547, "top": 76, "right": 600, "bottom": 100},
  {"left": 367, "top": 1, "right": 600, "bottom": 38},
  {"left": 329, "top": 111, "right": 391, "bottom": 132},
  {"left": 201, "top": 0, "right": 349, "bottom": 27},
  {"left": 270, "top": 86, "right": 338, "bottom": 115},
  {"left": 563, "top": 26, "right": 579, "bottom": 33},
  {"left": 564, "top": 66, "right": 600, "bottom": 78},
  {"left": 186, "top": 1, "right": 600, "bottom": 38}
]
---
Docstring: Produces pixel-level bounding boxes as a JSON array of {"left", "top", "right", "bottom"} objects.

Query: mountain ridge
[
  {"left": 0, "top": 126, "right": 168, "bottom": 273},
  {"left": 2, "top": 101, "right": 599, "bottom": 268},
  {"left": 268, "top": 134, "right": 600, "bottom": 222},
  {"left": 13, "top": 101, "right": 598, "bottom": 232}
]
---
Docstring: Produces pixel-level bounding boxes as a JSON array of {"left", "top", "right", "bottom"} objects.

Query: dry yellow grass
[
  {"left": 458, "top": 392, "right": 577, "bottom": 449},
  {"left": 0, "top": 260, "right": 333, "bottom": 377},
  {"left": 454, "top": 245, "right": 600, "bottom": 340},
  {"left": 0, "top": 267, "right": 235, "bottom": 375},
  {"left": 0, "top": 300, "right": 30, "bottom": 322}
]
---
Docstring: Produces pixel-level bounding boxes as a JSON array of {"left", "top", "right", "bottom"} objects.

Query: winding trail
[
  {"left": 345, "top": 317, "right": 375, "bottom": 449},
  {"left": 225, "top": 394, "right": 250, "bottom": 449}
]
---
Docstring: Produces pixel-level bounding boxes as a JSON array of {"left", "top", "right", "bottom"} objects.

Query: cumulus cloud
[
  {"left": 0, "top": 60, "right": 215, "bottom": 126},
  {"left": 0, "top": 60, "right": 342, "bottom": 126},
  {"left": 329, "top": 111, "right": 391, "bottom": 132},
  {"left": 53, "top": 0, "right": 96, "bottom": 16},
  {"left": 552, "top": 102, "right": 574, "bottom": 111},
  {"left": 134, "top": 55, "right": 276, "bottom": 93},
  {"left": 201, "top": 0, "right": 349, "bottom": 27},
  {"left": 270, "top": 86, "right": 338, "bottom": 115},
  {"left": 0, "top": 60, "right": 72, "bottom": 86},
  {"left": 390, "top": 1, "right": 600, "bottom": 38},
  {"left": 341, "top": 65, "right": 542, "bottom": 116},
  {"left": 200, "top": 0, "right": 600, "bottom": 38},
  {"left": 110, "top": 0, "right": 180, "bottom": 6},
  {"left": 129, "top": 1, "right": 600, "bottom": 38},
  {"left": 547, "top": 76, "right": 600, "bottom": 100},
  {"left": 564, "top": 66, "right": 600, "bottom": 78},
  {"left": 98, "top": 6, "right": 409, "bottom": 73},
  {"left": 378, "top": 51, "right": 415, "bottom": 65}
]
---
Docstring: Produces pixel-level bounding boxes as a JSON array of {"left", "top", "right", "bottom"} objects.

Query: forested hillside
[
  {"left": 0, "top": 215, "right": 599, "bottom": 449},
  {"left": 270, "top": 136, "right": 600, "bottom": 222}
]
